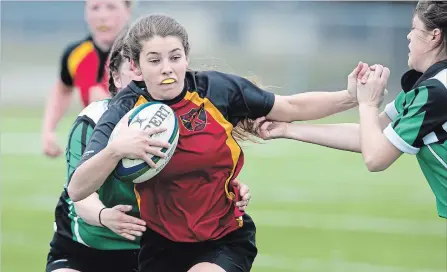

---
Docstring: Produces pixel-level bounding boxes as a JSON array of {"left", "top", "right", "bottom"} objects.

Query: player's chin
[
  {"left": 95, "top": 33, "right": 118, "bottom": 46},
  {"left": 157, "top": 85, "right": 182, "bottom": 100}
]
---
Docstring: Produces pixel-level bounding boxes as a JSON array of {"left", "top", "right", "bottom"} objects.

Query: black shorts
[
  {"left": 139, "top": 214, "right": 258, "bottom": 272},
  {"left": 46, "top": 232, "right": 139, "bottom": 272}
]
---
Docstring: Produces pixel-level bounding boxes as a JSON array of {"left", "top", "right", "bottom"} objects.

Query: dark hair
[
  {"left": 415, "top": 1, "right": 447, "bottom": 52},
  {"left": 108, "top": 26, "right": 130, "bottom": 97},
  {"left": 123, "top": 14, "right": 190, "bottom": 66}
]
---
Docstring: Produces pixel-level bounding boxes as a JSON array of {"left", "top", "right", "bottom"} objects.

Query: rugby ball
[{"left": 108, "top": 102, "right": 179, "bottom": 183}]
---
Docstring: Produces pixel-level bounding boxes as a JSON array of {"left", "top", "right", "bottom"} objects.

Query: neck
[
  {"left": 92, "top": 37, "right": 112, "bottom": 52},
  {"left": 419, "top": 51, "right": 447, "bottom": 73}
]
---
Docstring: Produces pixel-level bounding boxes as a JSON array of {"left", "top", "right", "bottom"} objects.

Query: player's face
[
  {"left": 112, "top": 57, "right": 142, "bottom": 91},
  {"left": 407, "top": 15, "right": 437, "bottom": 72},
  {"left": 85, "top": 0, "right": 130, "bottom": 48},
  {"left": 136, "top": 35, "right": 189, "bottom": 100}
]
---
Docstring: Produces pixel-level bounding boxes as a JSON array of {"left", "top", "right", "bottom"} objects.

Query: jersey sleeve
[
  {"left": 211, "top": 72, "right": 275, "bottom": 120},
  {"left": 60, "top": 45, "right": 75, "bottom": 87},
  {"left": 384, "top": 90, "right": 406, "bottom": 121},
  {"left": 78, "top": 105, "right": 127, "bottom": 166},
  {"left": 383, "top": 80, "right": 447, "bottom": 154},
  {"left": 66, "top": 118, "right": 94, "bottom": 183}
]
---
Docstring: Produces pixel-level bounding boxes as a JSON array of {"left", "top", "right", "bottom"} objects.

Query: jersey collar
[{"left": 401, "top": 60, "right": 447, "bottom": 92}]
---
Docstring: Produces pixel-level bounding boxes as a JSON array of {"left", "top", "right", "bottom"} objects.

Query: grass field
[{"left": 1, "top": 107, "right": 446, "bottom": 272}]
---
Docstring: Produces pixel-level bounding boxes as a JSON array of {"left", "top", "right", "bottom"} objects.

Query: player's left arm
[{"left": 361, "top": 81, "right": 447, "bottom": 172}]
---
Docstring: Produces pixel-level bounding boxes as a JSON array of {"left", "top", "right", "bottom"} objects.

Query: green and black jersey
[
  {"left": 384, "top": 60, "right": 447, "bottom": 218},
  {"left": 53, "top": 99, "right": 141, "bottom": 250}
]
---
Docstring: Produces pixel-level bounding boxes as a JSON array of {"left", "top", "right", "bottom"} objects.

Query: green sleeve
[
  {"left": 384, "top": 90, "right": 406, "bottom": 121},
  {"left": 383, "top": 80, "right": 447, "bottom": 154},
  {"left": 65, "top": 118, "right": 94, "bottom": 185}
]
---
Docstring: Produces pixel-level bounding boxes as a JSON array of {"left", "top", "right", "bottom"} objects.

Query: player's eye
[
  {"left": 171, "top": 55, "right": 181, "bottom": 61},
  {"left": 90, "top": 4, "right": 100, "bottom": 11},
  {"left": 107, "top": 3, "right": 117, "bottom": 10},
  {"left": 149, "top": 59, "right": 160, "bottom": 64}
]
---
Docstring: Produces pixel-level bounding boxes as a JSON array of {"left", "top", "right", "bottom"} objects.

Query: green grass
[{"left": 1, "top": 108, "right": 446, "bottom": 272}]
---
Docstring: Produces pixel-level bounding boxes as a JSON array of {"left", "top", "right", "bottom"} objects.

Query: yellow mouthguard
[{"left": 161, "top": 79, "right": 175, "bottom": 84}]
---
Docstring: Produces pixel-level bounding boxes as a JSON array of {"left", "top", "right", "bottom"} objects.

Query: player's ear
[
  {"left": 130, "top": 59, "right": 142, "bottom": 76},
  {"left": 112, "top": 71, "right": 122, "bottom": 89}
]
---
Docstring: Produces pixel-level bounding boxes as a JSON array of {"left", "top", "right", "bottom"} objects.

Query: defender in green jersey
[{"left": 255, "top": 1, "right": 447, "bottom": 218}]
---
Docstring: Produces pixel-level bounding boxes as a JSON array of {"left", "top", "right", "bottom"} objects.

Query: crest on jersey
[{"left": 180, "top": 103, "right": 207, "bottom": 131}]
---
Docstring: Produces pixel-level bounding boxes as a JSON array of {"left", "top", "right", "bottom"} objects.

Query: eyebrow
[{"left": 146, "top": 48, "right": 182, "bottom": 56}]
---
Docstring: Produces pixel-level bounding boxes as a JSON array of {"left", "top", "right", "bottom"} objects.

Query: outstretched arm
[
  {"left": 256, "top": 111, "right": 392, "bottom": 153},
  {"left": 266, "top": 62, "right": 370, "bottom": 122}
]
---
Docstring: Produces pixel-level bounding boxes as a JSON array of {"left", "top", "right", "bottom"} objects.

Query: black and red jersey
[
  {"left": 60, "top": 35, "right": 109, "bottom": 106},
  {"left": 79, "top": 70, "right": 275, "bottom": 242}
]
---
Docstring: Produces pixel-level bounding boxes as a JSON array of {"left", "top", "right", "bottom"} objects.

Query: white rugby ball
[{"left": 108, "top": 102, "right": 179, "bottom": 183}]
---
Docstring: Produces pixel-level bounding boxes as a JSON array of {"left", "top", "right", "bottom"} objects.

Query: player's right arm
[
  {"left": 41, "top": 46, "right": 75, "bottom": 157},
  {"left": 68, "top": 106, "right": 169, "bottom": 202}
]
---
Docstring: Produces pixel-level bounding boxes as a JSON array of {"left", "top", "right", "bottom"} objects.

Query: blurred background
[{"left": 1, "top": 1, "right": 446, "bottom": 272}]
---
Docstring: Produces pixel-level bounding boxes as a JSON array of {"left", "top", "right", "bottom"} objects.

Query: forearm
[
  {"left": 73, "top": 193, "right": 105, "bottom": 227},
  {"left": 68, "top": 146, "right": 121, "bottom": 202},
  {"left": 43, "top": 83, "right": 72, "bottom": 133},
  {"left": 359, "top": 104, "right": 391, "bottom": 171},
  {"left": 287, "top": 90, "right": 357, "bottom": 121},
  {"left": 284, "top": 123, "right": 361, "bottom": 152}
]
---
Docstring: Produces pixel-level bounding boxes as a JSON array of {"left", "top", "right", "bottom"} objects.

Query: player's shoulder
[
  {"left": 417, "top": 68, "right": 447, "bottom": 101},
  {"left": 78, "top": 99, "right": 111, "bottom": 124},
  {"left": 189, "top": 70, "right": 249, "bottom": 96},
  {"left": 61, "top": 35, "right": 94, "bottom": 59},
  {"left": 193, "top": 70, "right": 246, "bottom": 84},
  {"left": 94, "top": 81, "right": 147, "bottom": 124}
]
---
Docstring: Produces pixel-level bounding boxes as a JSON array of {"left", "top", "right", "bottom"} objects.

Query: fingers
[
  {"left": 146, "top": 138, "right": 171, "bottom": 149},
  {"left": 119, "top": 232, "right": 136, "bottom": 241},
  {"left": 372, "top": 64, "right": 384, "bottom": 79},
  {"left": 381, "top": 67, "right": 391, "bottom": 82},
  {"left": 349, "top": 61, "right": 362, "bottom": 78},
  {"left": 238, "top": 183, "right": 250, "bottom": 199},
  {"left": 360, "top": 68, "right": 372, "bottom": 84},
  {"left": 357, "top": 62, "right": 369, "bottom": 80},
  {"left": 231, "top": 178, "right": 241, "bottom": 189},
  {"left": 252, "top": 117, "right": 266, "bottom": 133},
  {"left": 144, "top": 126, "right": 167, "bottom": 136},
  {"left": 121, "top": 222, "right": 147, "bottom": 232},
  {"left": 260, "top": 120, "right": 272, "bottom": 133},
  {"left": 141, "top": 154, "right": 157, "bottom": 168},
  {"left": 114, "top": 205, "right": 133, "bottom": 213},
  {"left": 235, "top": 194, "right": 251, "bottom": 211},
  {"left": 144, "top": 146, "right": 167, "bottom": 159},
  {"left": 236, "top": 183, "right": 251, "bottom": 211},
  {"left": 122, "top": 229, "right": 143, "bottom": 238}
]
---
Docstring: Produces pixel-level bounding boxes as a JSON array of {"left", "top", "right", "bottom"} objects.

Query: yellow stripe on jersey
[
  {"left": 68, "top": 41, "right": 95, "bottom": 78},
  {"left": 184, "top": 91, "right": 242, "bottom": 225}
]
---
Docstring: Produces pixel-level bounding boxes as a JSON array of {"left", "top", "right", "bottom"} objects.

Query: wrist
[
  {"left": 106, "top": 142, "right": 124, "bottom": 160},
  {"left": 282, "top": 123, "right": 291, "bottom": 139},
  {"left": 99, "top": 207, "right": 107, "bottom": 227},
  {"left": 359, "top": 102, "right": 380, "bottom": 110},
  {"left": 342, "top": 90, "right": 358, "bottom": 107}
]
